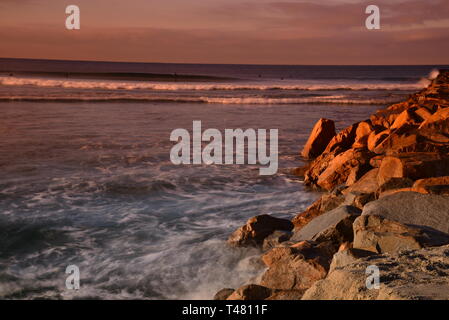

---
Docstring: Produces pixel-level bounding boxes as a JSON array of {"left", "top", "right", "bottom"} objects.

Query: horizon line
[{"left": 1, "top": 57, "right": 449, "bottom": 68}]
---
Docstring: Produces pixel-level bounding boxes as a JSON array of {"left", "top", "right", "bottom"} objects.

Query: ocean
[{"left": 0, "top": 58, "right": 446, "bottom": 299}]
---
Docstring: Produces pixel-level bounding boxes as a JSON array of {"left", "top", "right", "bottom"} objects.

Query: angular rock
[
  {"left": 418, "top": 107, "right": 449, "bottom": 136},
  {"left": 353, "top": 215, "right": 449, "bottom": 254},
  {"left": 226, "top": 284, "right": 273, "bottom": 300},
  {"left": 262, "top": 230, "right": 293, "bottom": 251},
  {"left": 301, "top": 118, "right": 336, "bottom": 159},
  {"left": 367, "top": 130, "right": 389, "bottom": 152},
  {"left": 329, "top": 248, "right": 375, "bottom": 272},
  {"left": 414, "top": 107, "right": 433, "bottom": 121},
  {"left": 370, "top": 101, "right": 410, "bottom": 128},
  {"left": 373, "top": 129, "right": 419, "bottom": 155},
  {"left": 377, "top": 153, "right": 449, "bottom": 186},
  {"left": 361, "top": 192, "right": 449, "bottom": 235},
  {"left": 342, "top": 168, "right": 379, "bottom": 195},
  {"left": 260, "top": 242, "right": 333, "bottom": 291},
  {"left": 291, "top": 205, "right": 361, "bottom": 244},
  {"left": 376, "top": 177, "right": 414, "bottom": 196},
  {"left": 352, "top": 121, "right": 373, "bottom": 149},
  {"left": 343, "top": 192, "right": 376, "bottom": 209},
  {"left": 389, "top": 109, "right": 423, "bottom": 131},
  {"left": 323, "top": 123, "right": 359, "bottom": 154},
  {"left": 227, "top": 215, "right": 293, "bottom": 247},
  {"left": 302, "top": 245, "right": 449, "bottom": 300},
  {"left": 412, "top": 176, "right": 449, "bottom": 195},
  {"left": 291, "top": 194, "right": 345, "bottom": 230},
  {"left": 316, "top": 148, "right": 373, "bottom": 191}
]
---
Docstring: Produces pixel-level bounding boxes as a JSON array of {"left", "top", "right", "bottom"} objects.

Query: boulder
[
  {"left": 389, "top": 109, "right": 423, "bottom": 131},
  {"left": 353, "top": 215, "right": 449, "bottom": 254},
  {"left": 302, "top": 244, "right": 449, "bottom": 300},
  {"left": 304, "top": 152, "right": 339, "bottom": 187},
  {"left": 226, "top": 284, "right": 273, "bottom": 300},
  {"left": 343, "top": 192, "right": 376, "bottom": 209},
  {"left": 342, "top": 168, "right": 379, "bottom": 195},
  {"left": 412, "top": 176, "right": 449, "bottom": 195},
  {"left": 376, "top": 177, "right": 414, "bottom": 196},
  {"left": 227, "top": 215, "right": 294, "bottom": 247},
  {"left": 262, "top": 230, "right": 293, "bottom": 251},
  {"left": 316, "top": 148, "right": 373, "bottom": 191},
  {"left": 377, "top": 153, "right": 449, "bottom": 186},
  {"left": 291, "top": 194, "right": 345, "bottom": 230},
  {"left": 213, "top": 288, "right": 235, "bottom": 300},
  {"left": 260, "top": 242, "right": 333, "bottom": 291},
  {"left": 352, "top": 121, "right": 373, "bottom": 149},
  {"left": 329, "top": 248, "right": 375, "bottom": 272},
  {"left": 301, "top": 118, "right": 336, "bottom": 159},
  {"left": 373, "top": 130, "right": 419, "bottom": 155},
  {"left": 361, "top": 192, "right": 449, "bottom": 235},
  {"left": 291, "top": 205, "right": 361, "bottom": 244},
  {"left": 370, "top": 102, "right": 410, "bottom": 128},
  {"left": 414, "top": 107, "right": 433, "bottom": 121},
  {"left": 323, "top": 123, "right": 359, "bottom": 154},
  {"left": 418, "top": 107, "right": 449, "bottom": 135},
  {"left": 367, "top": 130, "right": 389, "bottom": 152}
]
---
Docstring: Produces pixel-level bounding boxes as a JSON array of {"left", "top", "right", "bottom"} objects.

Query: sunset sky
[{"left": 1, "top": 0, "right": 448, "bottom": 65}]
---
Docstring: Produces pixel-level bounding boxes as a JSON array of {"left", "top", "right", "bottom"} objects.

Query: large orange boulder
[
  {"left": 367, "top": 129, "right": 389, "bottom": 152},
  {"left": 372, "top": 129, "right": 419, "bottom": 155},
  {"left": 352, "top": 121, "right": 373, "bottom": 149},
  {"left": 301, "top": 118, "right": 336, "bottom": 159},
  {"left": 377, "top": 153, "right": 449, "bottom": 186},
  {"left": 389, "top": 109, "right": 423, "bottom": 131},
  {"left": 315, "top": 148, "right": 373, "bottom": 191},
  {"left": 323, "top": 123, "right": 359, "bottom": 154}
]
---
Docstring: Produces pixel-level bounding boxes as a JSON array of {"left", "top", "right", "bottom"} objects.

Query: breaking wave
[
  {"left": 0, "top": 94, "right": 402, "bottom": 105},
  {"left": 0, "top": 76, "right": 425, "bottom": 92}
]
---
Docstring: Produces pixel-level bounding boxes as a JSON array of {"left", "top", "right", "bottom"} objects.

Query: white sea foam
[{"left": 0, "top": 76, "right": 425, "bottom": 92}]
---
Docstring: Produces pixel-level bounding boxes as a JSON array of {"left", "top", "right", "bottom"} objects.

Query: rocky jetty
[{"left": 216, "top": 70, "right": 449, "bottom": 300}]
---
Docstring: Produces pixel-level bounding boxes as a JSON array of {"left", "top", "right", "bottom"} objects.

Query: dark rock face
[{"left": 227, "top": 214, "right": 293, "bottom": 247}]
